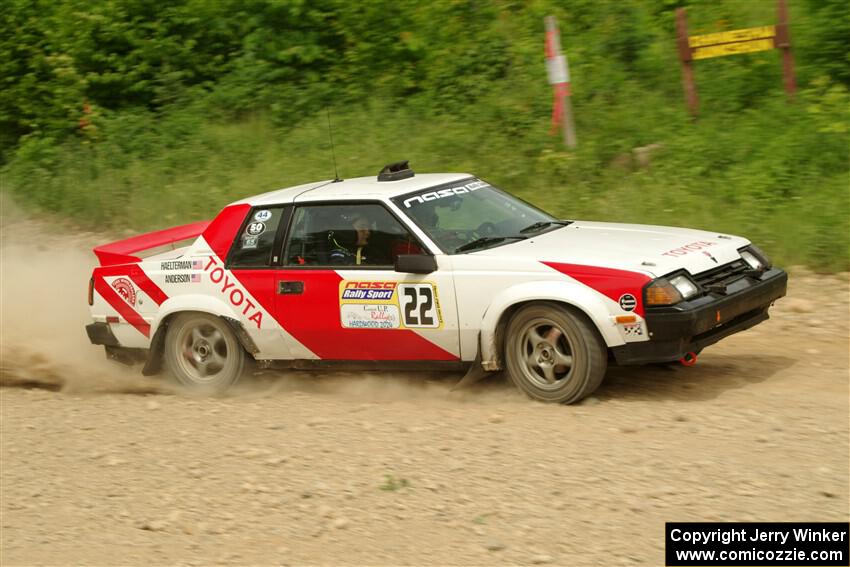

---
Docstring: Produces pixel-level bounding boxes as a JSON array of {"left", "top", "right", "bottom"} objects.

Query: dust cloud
[{"left": 0, "top": 202, "right": 166, "bottom": 394}]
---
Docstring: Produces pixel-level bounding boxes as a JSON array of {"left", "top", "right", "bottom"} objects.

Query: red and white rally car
[{"left": 86, "top": 162, "right": 787, "bottom": 403}]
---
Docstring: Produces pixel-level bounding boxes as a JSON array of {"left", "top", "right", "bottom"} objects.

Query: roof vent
[{"left": 378, "top": 160, "right": 414, "bottom": 182}]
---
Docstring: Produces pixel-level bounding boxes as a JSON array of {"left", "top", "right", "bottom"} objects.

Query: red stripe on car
[
  {"left": 232, "top": 268, "right": 458, "bottom": 361},
  {"left": 93, "top": 277, "right": 151, "bottom": 337},
  {"left": 94, "top": 265, "right": 168, "bottom": 306},
  {"left": 542, "top": 262, "right": 651, "bottom": 316},
  {"left": 203, "top": 204, "right": 251, "bottom": 260}
]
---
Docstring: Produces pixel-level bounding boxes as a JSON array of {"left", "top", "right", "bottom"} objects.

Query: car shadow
[
  {"left": 243, "top": 353, "right": 794, "bottom": 405},
  {"left": 4, "top": 352, "right": 793, "bottom": 404},
  {"left": 234, "top": 354, "right": 796, "bottom": 403},
  {"left": 596, "top": 353, "right": 796, "bottom": 403}
]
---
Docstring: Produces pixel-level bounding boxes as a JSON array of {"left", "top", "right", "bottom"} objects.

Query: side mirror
[{"left": 394, "top": 254, "right": 437, "bottom": 274}]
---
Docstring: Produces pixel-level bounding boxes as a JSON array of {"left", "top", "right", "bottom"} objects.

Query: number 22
[{"left": 403, "top": 286, "right": 435, "bottom": 327}]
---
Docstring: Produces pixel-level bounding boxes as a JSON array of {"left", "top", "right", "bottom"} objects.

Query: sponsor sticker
[
  {"left": 342, "top": 288, "right": 394, "bottom": 300},
  {"left": 340, "top": 281, "right": 397, "bottom": 302},
  {"left": 254, "top": 209, "right": 272, "bottom": 222},
  {"left": 111, "top": 277, "right": 137, "bottom": 306},
  {"left": 402, "top": 180, "right": 489, "bottom": 208},
  {"left": 623, "top": 322, "right": 643, "bottom": 336},
  {"left": 246, "top": 222, "right": 265, "bottom": 236},
  {"left": 340, "top": 282, "right": 396, "bottom": 301},
  {"left": 619, "top": 293, "right": 637, "bottom": 312},
  {"left": 338, "top": 280, "right": 442, "bottom": 329},
  {"left": 341, "top": 304, "right": 401, "bottom": 329}
]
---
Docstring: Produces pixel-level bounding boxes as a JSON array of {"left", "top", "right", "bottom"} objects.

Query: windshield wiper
[
  {"left": 519, "top": 220, "right": 573, "bottom": 234},
  {"left": 455, "top": 236, "right": 527, "bottom": 253}
]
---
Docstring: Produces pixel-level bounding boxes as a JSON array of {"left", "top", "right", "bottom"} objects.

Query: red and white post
[{"left": 545, "top": 16, "right": 577, "bottom": 149}]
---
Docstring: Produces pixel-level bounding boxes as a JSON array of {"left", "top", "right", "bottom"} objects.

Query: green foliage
[
  {"left": 1, "top": 0, "right": 848, "bottom": 270},
  {"left": 800, "top": 0, "right": 850, "bottom": 85}
]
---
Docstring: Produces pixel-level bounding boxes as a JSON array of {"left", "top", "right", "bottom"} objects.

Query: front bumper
[{"left": 611, "top": 267, "right": 788, "bottom": 365}]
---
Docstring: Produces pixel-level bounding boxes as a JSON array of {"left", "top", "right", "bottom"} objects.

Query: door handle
[{"left": 278, "top": 281, "right": 304, "bottom": 295}]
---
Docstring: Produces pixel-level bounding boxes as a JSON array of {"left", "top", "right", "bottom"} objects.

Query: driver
[{"left": 329, "top": 214, "right": 386, "bottom": 265}]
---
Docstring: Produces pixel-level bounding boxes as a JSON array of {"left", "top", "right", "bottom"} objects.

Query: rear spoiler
[{"left": 93, "top": 220, "right": 211, "bottom": 266}]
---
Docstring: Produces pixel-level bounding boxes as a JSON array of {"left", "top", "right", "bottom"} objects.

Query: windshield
[{"left": 392, "top": 178, "right": 563, "bottom": 254}]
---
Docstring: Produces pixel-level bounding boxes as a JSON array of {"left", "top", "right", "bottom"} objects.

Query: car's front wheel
[
  {"left": 164, "top": 312, "right": 245, "bottom": 395},
  {"left": 504, "top": 303, "right": 607, "bottom": 404}
]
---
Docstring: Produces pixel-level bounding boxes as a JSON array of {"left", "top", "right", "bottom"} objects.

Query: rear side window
[{"left": 228, "top": 206, "right": 285, "bottom": 267}]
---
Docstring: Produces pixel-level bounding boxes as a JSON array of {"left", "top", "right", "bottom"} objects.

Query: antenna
[{"left": 326, "top": 108, "right": 342, "bottom": 183}]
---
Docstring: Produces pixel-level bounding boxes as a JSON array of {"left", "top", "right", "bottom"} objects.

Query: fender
[
  {"left": 478, "top": 280, "right": 625, "bottom": 369},
  {"left": 150, "top": 294, "right": 241, "bottom": 338},
  {"left": 142, "top": 314, "right": 259, "bottom": 376}
]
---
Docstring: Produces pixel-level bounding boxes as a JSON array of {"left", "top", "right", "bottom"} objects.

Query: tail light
[{"left": 88, "top": 277, "right": 94, "bottom": 306}]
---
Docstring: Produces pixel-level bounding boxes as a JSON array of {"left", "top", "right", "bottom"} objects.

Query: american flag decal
[
  {"left": 192, "top": 260, "right": 203, "bottom": 270},
  {"left": 191, "top": 274, "right": 201, "bottom": 283}
]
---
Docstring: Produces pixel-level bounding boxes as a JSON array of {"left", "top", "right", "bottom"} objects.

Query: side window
[
  {"left": 284, "top": 203, "right": 423, "bottom": 267},
  {"left": 228, "top": 206, "right": 285, "bottom": 267}
]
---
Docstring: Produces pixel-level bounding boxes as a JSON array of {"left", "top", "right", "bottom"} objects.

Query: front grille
[{"left": 694, "top": 259, "right": 748, "bottom": 290}]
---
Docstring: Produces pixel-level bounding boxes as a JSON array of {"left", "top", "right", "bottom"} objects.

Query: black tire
[
  {"left": 504, "top": 302, "right": 607, "bottom": 404},
  {"left": 164, "top": 312, "right": 245, "bottom": 395}
]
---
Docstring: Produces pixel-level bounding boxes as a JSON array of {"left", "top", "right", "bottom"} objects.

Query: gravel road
[{"left": 1, "top": 220, "right": 848, "bottom": 566}]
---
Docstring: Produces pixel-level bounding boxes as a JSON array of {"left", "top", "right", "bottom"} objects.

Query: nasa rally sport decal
[{"left": 618, "top": 293, "right": 637, "bottom": 312}]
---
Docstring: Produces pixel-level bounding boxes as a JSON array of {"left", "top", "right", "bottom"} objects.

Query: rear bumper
[
  {"left": 86, "top": 322, "right": 120, "bottom": 346},
  {"left": 87, "top": 323, "right": 148, "bottom": 365},
  {"left": 611, "top": 267, "right": 787, "bottom": 365}
]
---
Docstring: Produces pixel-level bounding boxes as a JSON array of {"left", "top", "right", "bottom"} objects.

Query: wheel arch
[
  {"left": 479, "top": 281, "right": 622, "bottom": 370},
  {"left": 142, "top": 296, "right": 258, "bottom": 376}
]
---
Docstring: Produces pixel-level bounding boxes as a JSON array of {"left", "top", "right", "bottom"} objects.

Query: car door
[{"left": 273, "top": 201, "right": 461, "bottom": 362}]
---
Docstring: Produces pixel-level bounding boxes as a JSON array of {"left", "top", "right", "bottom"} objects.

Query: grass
[{"left": 2, "top": 94, "right": 848, "bottom": 271}]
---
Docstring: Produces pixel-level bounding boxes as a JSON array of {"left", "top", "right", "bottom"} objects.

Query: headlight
[
  {"left": 645, "top": 274, "right": 700, "bottom": 306},
  {"left": 740, "top": 250, "right": 763, "bottom": 270},
  {"left": 669, "top": 274, "right": 699, "bottom": 299},
  {"left": 739, "top": 245, "right": 771, "bottom": 270}
]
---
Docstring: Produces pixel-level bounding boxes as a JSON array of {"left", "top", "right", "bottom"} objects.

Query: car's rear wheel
[
  {"left": 164, "top": 313, "right": 245, "bottom": 395},
  {"left": 504, "top": 303, "right": 607, "bottom": 404}
]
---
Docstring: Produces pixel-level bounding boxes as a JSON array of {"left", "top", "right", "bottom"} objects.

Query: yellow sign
[
  {"left": 689, "top": 26, "right": 775, "bottom": 48},
  {"left": 692, "top": 39, "right": 774, "bottom": 60}
]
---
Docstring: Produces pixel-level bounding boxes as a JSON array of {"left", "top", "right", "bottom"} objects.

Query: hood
[{"left": 478, "top": 221, "right": 750, "bottom": 277}]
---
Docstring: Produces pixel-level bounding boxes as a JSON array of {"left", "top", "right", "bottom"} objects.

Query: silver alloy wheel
[
  {"left": 504, "top": 303, "right": 607, "bottom": 404},
  {"left": 164, "top": 312, "right": 246, "bottom": 394},
  {"left": 174, "top": 322, "right": 229, "bottom": 383},
  {"left": 514, "top": 317, "right": 575, "bottom": 390}
]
